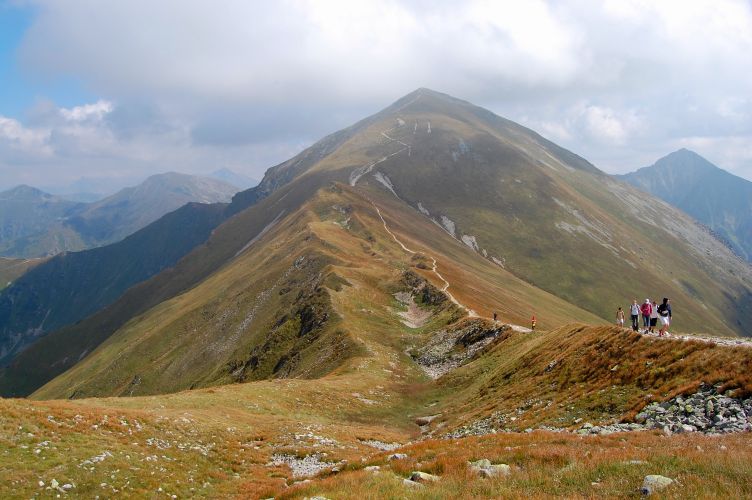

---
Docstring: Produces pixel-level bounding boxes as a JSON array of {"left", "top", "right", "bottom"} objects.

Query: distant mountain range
[
  {"left": 1, "top": 88, "right": 750, "bottom": 399},
  {"left": 0, "top": 172, "right": 240, "bottom": 258},
  {"left": 618, "top": 149, "right": 752, "bottom": 262}
]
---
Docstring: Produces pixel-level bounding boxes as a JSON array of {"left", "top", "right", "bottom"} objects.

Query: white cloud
[
  {"left": 0, "top": 116, "right": 49, "bottom": 152},
  {"left": 0, "top": 0, "right": 749, "bottom": 187},
  {"left": 59, "top": 100, "right": 113, "bottom": 122}
]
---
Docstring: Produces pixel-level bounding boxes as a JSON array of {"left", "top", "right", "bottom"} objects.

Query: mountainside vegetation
[{"left": 618, "top": 149, "right": 752, "bottom": 262}]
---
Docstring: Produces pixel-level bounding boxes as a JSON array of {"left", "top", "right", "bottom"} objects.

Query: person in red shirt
[{"left": 640, "top": 299, "right": 653, "bottom": 333}]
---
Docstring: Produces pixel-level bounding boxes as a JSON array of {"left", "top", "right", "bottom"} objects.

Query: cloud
[{"left": 0, "top": 0, "right": 750, "bottom": 188}]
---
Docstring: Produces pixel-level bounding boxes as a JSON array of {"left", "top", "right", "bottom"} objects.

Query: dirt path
[
  {"left": 370, "top": 200, "right": 477, "bottom": 317},
  {"left": 637, "top": 328, "right": 752, "bottom": 348}
]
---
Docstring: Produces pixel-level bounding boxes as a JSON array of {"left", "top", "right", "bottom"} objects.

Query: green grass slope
[{"left": 33, "top": 182, "right": 601, "bottom": 399}]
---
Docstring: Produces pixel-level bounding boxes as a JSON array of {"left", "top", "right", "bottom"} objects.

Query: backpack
[{"left": 657, "top": 303, "right": 668, "bottom": 317}]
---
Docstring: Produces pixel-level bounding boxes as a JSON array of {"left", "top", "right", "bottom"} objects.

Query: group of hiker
[{"left": 616, "top": 298, "right": 672, "bottom": 336}]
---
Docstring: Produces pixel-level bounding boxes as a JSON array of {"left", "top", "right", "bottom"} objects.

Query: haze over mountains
[
  {"left": 619, "top": 149, "right": 752, "bottom": 262},
  {"left": 1, "top": 88, "right": 750, "bottom": 399},
  {"left": 0, "top": 172, "right": 239, "bottom": 258}
]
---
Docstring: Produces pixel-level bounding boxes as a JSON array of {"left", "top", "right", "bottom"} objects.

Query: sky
[{"left": 1, "top": 0, "right": 751, "bottom": 193}]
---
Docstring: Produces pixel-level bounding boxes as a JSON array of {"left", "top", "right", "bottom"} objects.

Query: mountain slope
[
  {"left": 0, "top": 185, "right": 86, "bottom": 257},
  {"left": 0, "top": 202, "right": 228, "bottom": 368},
  {"left": 618, "top": 148, "right": 752, "bottom": 262},
  {"left": 0, "top": 173, "right": 239, "bottom": 258},
  {"left": 32, "top": 181, "right": 604, "bottom": 399},
  {"left": 210, "top": 168, "right": 259, "bottom": 189},
  {"left": 298, "top": 88, "right": 751, "bottom": 335},
  {"left": 3, "top": 88, "right": 751, "bottom": 399},
  {"left": 0, "top": 257, "right": 41, "bottom": 291}
]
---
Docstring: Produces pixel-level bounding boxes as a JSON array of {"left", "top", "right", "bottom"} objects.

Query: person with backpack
[
  {"left": 640, "top": 299, "right": 652, "bottom": 333},
  {"left": 629, "top": 299, "right": 640, "bottom": 331},
  {"left": 657, "top": 297, "right": 672, "bottom": 337},
  {"left": 649, "top": 300, "right": 659, "bottom": 333},
  {"left": 616, "top": 306, "right": 625, "bottom": 327}
]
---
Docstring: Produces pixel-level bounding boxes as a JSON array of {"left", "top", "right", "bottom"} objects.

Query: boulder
[
  {"left": 403, "top": 479, "right": 425, "bottom": 489},
  {"left": 410, "top": 471, "right": 440, "bottom": 483},
  {"left": 641, "top": 475, "right": 674, "bottom": 495}
]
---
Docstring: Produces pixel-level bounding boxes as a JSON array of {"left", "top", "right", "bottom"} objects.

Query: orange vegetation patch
[{"left": 437, "top": 324, "right": 752, "bottom": 430}]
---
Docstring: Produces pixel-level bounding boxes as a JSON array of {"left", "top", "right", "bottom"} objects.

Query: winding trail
[{"left": 370, "top": 201, "right": 477, "bottom": 317}]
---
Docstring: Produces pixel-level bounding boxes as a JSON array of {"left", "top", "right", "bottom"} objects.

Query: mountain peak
[{"left": 0, "top": 185, "right": 54, "bottom": 201}]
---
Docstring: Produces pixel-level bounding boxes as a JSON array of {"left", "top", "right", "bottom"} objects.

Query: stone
[
  {"left": 364, "top": 466, "right": 380, "bottom": 473},
  {"left": 389, "top": 453, "right": 408, "bottom": 461},
  {"left": 679, "top": 424, "right": 696, "bottom": 433},
  {"left": 641, "top": 475, "right": 674, "bottom": 495},
  {"left": 410, "top": 471, "right": 440, "bottom": 483},
  {"left": 403, "top": 479, "right": 425, "bottom": 489}
]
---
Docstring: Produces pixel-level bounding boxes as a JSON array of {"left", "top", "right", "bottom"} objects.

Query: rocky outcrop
[{"left": 414, "top": 319, "right": 511, "bottom": 379}]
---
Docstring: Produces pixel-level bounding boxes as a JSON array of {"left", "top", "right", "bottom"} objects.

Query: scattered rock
[
  {"left": 270, "top": 453, "right": 337, "bottom": 478},
  {"left": 360, "top": 439, "right": 401, "bottom": 451},
  {"left": 389, "top": 453, "right": 408, "bottom": 461},
  {"left": 409, "top": 471, "right": 440, "bottom": 483},
  {"left": 364, "top": 466, "right": 381, "bottom": 473},
  {"left": 641, "top": 474, "right": 674, "bottom": 495},
  {"left": 414, "top": 319, "right": 511, "bottom": 379}
]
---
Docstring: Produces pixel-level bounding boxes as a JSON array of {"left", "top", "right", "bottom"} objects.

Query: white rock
[
  {"left": 403, "top": 478, "right": 425, "bottom": 489},
  {"left": 641, "top": 475, "right": 674, "bottom": 495}
]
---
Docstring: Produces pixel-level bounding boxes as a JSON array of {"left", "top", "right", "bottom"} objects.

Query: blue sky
[
  {"left": 0, "top": 2, "right": 92, "bottom": 118},
  {"left": 0, "top": 0, "right": 751, "bottom": 192}
]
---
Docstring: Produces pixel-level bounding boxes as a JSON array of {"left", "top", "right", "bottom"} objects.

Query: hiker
[
  {"left": 650, "top": 301, "right": 659, "bottom": 333},
  {"left": 493, "top": 312, "right": 498, "bottom": 322},
  {"left": 657, "top": 297, "right": 672, "bottom": 337},
  {"left": 630, "top": 299, "right": 640, "bottom": 331},
  {"left": 531, "top": 315, "right": 536, "bottom": 331},
  {"left": 616, "top": 307, "right": 625, "bottom": 327},
  {"left": 641, "top": 299, "right": 652, "bottom": 333}
]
